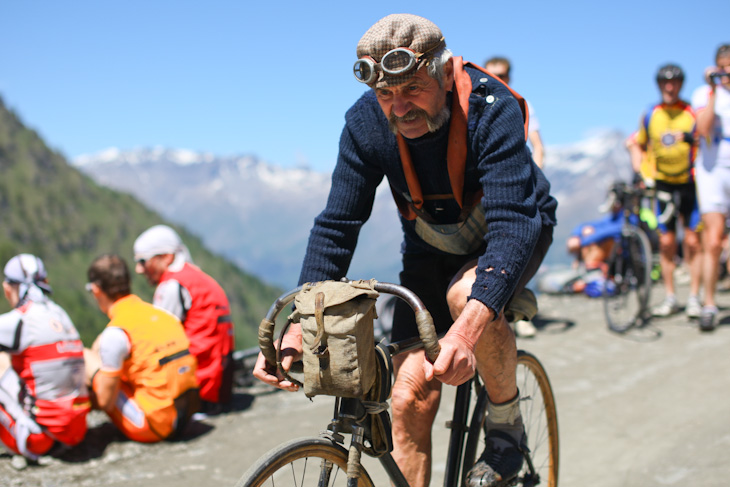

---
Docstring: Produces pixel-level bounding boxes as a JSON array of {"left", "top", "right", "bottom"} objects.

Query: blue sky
[{"left": 1, "top": 1, "right": 728, "bottom": 172}]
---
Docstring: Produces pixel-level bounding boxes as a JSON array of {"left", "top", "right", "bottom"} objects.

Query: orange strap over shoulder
[{"left": 393, "top": 57, "right": 529, "bottom": 221}]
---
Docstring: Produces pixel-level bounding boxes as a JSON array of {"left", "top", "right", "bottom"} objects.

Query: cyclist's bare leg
[
  {"left": 446, "top": 261, "right": 518, "bottom": 404},
  {"left": 391, "top": 350, "right": 442, "bottom": 487},
  {"left": 659, "top": 230, "right": 678, "bottom": 296},
  {"left": 683, "top": 226, "right": 703, "bottom": 298},
  {"left": 701, "top": 212, "right": 726, "bottom": 308}
]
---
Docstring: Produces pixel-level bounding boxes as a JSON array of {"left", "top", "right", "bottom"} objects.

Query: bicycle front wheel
[
  {"left": 462, "top": 351, "right": 559, "bottom": 487},
  {"left": 236, "top": 437, "right": 375, "bottom": 487},
  {"left": 604, "top": 226, "right": 653, "bottom": 333}
]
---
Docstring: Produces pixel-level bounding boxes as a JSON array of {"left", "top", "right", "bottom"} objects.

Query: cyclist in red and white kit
[{"left": 0, "top": 254, "right": 90, "bottom": 460}]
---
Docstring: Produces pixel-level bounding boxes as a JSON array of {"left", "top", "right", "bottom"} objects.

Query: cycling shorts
[
  {"left": 391, "top": 225, "right": 553, "bottom": 342},
  {"left": 0, "top": 404, "right": 55, "bottom": 458},
  {"left": 654, "top": 181, "right": 700, "bottom": 233},
  {"left": 0, "top": 367, "right": 88, "bottom": 458},
  {"left": 94, "top": 373, "right": 169, "bottom": 443},
  {"left": 696, "top": 163, "right": 730, "bottom": 215}
]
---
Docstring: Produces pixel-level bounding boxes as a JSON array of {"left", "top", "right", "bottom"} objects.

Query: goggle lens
[
  {"left": 353, "top": 59, "right": 376, "bottom": 83},
  {"left": 381, "top": 49, "right": 418, "bottom": 75}
]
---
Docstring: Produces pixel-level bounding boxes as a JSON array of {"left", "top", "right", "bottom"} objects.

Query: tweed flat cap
[{"left": 356, "top": 14, "right": 445, "bottom": 87}]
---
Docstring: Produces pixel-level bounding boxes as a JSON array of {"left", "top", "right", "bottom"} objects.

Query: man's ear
[
  {"left": 89, "top": 282, "right": 103, "bottom": 300},
  {"left": 161, "top": 254, "right": 176, "bottom": 267},
  {"left": 443, "top": 57, "right": 455, "bottom": 91}
]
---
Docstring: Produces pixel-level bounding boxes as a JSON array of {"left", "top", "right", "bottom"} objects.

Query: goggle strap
[{"left": 416, "top": 37, "right": 445, "bottom": 59}]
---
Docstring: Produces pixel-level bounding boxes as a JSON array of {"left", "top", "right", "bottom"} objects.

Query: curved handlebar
[{"left": 257, "top": 280, "right": 441, "bottom": 370}]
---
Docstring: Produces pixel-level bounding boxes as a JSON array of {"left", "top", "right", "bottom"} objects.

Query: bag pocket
[{"left": 293, "top": 280, "right": 379, "bottom": 398}]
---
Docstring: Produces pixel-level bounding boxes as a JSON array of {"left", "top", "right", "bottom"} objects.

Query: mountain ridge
[{"left": 73, "top": 129, "right": 634, "bottom": 288}]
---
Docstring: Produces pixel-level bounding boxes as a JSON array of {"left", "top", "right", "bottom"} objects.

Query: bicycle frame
[
  {"left": 251, "top": 281, "right": 555, "bottom": 487},
  {"left": 318, "top": 363, "right": 477, "bottom": 487}
]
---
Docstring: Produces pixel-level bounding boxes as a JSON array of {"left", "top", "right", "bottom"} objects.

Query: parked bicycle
[
  {"left": 237, "top": 280, "right": 559, "bottom": 487},
  {"left": 602, "top": 182, "right": 668, "bottom": 333}
]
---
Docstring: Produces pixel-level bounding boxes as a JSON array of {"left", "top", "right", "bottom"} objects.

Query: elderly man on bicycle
[{"left": 254, "top": 13, "right": 557, "bottom": 487}]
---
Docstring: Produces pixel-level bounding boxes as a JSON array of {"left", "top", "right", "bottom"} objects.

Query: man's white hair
[{"left": 427, "top": 48, "right": 454, "bottom": 88}]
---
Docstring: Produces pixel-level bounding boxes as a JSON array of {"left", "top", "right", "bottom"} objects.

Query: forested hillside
[{"left": 0, "top": 96, "right": 282, "bottom": 348}]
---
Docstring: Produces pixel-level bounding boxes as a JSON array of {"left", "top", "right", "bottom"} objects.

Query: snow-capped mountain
[
  {"left": 541, "top": 129, "right": 633, "bottom": 267},
  {"left": 74, "top": 149, "right": 402, "bottom": 288},
  {"left": 73, "top": 130, "right": 632, "bottom": 287}
]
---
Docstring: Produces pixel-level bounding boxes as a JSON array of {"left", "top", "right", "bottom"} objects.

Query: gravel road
[{"left": 3, "top": 280, "right": 730, "bottom": 487}]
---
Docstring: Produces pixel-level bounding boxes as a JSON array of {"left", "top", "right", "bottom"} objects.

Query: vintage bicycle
[{"left": 236, "top": 280, "right": 558, "bottom": 487}]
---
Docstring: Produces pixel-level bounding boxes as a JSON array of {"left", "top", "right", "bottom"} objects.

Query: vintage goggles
[{"left": 353, "top": 38, "right": 445, "bottom": 84}]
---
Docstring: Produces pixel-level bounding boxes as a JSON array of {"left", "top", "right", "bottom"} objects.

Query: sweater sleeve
[
  {"left": 468, "top": 91, "right": 543, "bottom": 313},
  {"left": 297, "top": 101, "right": 386, "bottom": 285}
]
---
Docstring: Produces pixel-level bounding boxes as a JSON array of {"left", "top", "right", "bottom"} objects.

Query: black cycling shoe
[{"left": 466, "top": 429, "right": 525, "bottom": 487}]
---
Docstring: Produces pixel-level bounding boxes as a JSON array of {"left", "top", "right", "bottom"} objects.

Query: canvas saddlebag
[{"left": 291, "top": 280, "right": 379, "bottom": 399}]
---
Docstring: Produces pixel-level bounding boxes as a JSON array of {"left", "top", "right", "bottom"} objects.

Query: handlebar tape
[
  {"left": 258, "top": 317, "right": 277, "bottom": 366},
  {"left": 415, "top": 309, "right": 440, "bottom": 362}
]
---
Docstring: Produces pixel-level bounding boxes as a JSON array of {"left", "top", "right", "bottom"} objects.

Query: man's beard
[{"left": 388, "top": 104, "right": 451, "bottom": 136}]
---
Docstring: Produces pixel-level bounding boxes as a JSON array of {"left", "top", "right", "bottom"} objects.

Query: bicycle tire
[
  {"left": 461, "top": 351, "right": 559, "bottom": 487},
  {"left": 604, "top": 225, "right": 653, "bottom": 333},
  {"left": 236, "top": 436, "right": 376, "bottom": 487}
]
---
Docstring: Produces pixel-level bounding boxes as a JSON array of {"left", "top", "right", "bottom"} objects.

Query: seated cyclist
[
  {"left": 567, "top": 213, "right": 622, "bottom": 272},
  {"left": 253, "top": 14, "right": 557, "bottom": 487},
  {"left": 0, "top": 254, "right": 90, "bottom": 460},
  {"left": 84, "top": 254, "right": 199, "bottom": 443}
]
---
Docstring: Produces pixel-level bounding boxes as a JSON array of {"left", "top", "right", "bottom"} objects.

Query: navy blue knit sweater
[{"left": 298, "top": 65, "right": 557, "bottom": 314}]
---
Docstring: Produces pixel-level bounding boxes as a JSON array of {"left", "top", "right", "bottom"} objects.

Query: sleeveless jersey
[
  {"left": 636, "top": 101, "right": 696, "bottom": 184},
  {"left": 105, "top": 294, "right": 198, "bottom": 439},
  {"left": 0, "top": 299, "right": 90, "bottom": 446},
  {"left": 156, "top": 263, "right": 234, "bottom": 403}
]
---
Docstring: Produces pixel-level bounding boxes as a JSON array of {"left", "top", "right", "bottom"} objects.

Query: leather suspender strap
[
  {"left": 393, "top": 57, "right": 529, "bottom": 220},
  {"left": 396, "top": 134, "right": 424, "bottom": 210},
  {"left": 395, "top": 55, "right": 472, "bottom": 215},
  {"left": 447, "top": 56, "right": 471, "bottom": 209},
  {"left": 465, "top": 60, "right": 529, "bottom": 140}
]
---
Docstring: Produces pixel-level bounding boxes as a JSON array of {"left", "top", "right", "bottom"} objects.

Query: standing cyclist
[
  {"left": 627, "top": 63, "right": 702, "bottom": 320},
  {"left": 253, "top": 14, "right": 557, "bottom": 487},
  {"left": 692, "top": 44, "right": 730, "bottom": 331}
]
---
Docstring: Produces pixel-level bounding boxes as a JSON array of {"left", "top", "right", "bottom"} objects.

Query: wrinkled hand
[
  {"left": 423, "top": 331, "right": 477, "bottom": 386},
  {"left": 252, "top": 323, "right": 303, "bottom": 392}
]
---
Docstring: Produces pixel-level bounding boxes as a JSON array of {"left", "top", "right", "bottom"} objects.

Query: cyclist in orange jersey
[{"left": 84, "top": 254, "right": 199, "bottom": 442}]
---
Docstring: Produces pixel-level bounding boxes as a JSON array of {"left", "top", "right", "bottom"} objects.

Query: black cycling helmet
[{"left": 656, "top": 64, "right": 685, "bottom": 82}]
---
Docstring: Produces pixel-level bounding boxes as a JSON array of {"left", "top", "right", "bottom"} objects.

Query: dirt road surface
[{"left": 3, "top": 281, "right": 730, "bottom": 487}]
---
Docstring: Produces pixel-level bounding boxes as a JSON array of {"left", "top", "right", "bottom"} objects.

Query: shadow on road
[{"left": 534, "top": 313, "right": 576, "bottom": 333}]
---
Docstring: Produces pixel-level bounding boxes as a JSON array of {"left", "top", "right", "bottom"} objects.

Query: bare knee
[
  {"left": 447, "top": 260, "right": 478, "bottom": 319},
  {"left": 391, "top": 354, "right": 441, "bottom": 442},
  {"left": 446, "top": 280, "right": 470, "bottom": 319}
]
